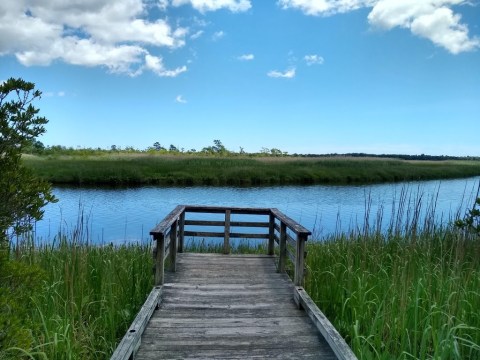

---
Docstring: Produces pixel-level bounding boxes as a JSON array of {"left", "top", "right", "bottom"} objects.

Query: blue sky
[{"left": 1, "top": 0, "right": 479, "bottom": 155}]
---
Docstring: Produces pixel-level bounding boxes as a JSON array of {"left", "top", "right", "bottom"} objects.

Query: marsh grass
[
  {"left": 2, "top": 190, "right": 480, "bottom": 359},
  {"left": 1, "top": 231, "right": 153, "bottom": 359},
  {"left": 23, "top": 154, "right": 480, "bottom": 186},
  {"left": 305, "top": 191, "right": 480, "bottom": 359}
]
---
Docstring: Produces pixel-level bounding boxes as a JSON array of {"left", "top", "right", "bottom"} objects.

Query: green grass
[
  {"left": 0, "top": 236, "right": 154, "bottom": 359},
  {"left": 23, "top": 154, "right": 480, "bottom": 186},
  {"left": 1, "top": 200, "right": 479, "bottom": 359}
]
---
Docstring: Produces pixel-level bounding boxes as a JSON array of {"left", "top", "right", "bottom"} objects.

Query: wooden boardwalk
[
  {"left": 111, "top": 206, "right": 356, "bottom": 360},
  {"left": 136, "top": 253, "right": 337, "bottom": 359}
]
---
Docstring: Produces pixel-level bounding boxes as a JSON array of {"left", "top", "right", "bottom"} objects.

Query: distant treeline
[
  {"left": 295, "top": 153, "right": 480, "bottom": 161},
  {"left": 25, "top": 140, "right": 478, "bottom": 161}
]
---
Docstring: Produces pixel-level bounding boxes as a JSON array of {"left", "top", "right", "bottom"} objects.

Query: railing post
[
  {"left": 154, "top": 234, "right": 165, "bottom": 285},
  {"left": 169, "top": 220, "right": 178, "bottom": 272},
  {"left": 178, "top": 211, "right": 185, "bottom": 253},
  {"left": 224, "top": 210, "right": 231, "bottom": 254},
  {"left": 278, "top": 222, "right": 287, "bottom": 273},
  {"left": 294, "top": 233, "right": 307, "bottom": 286},
  {"left": 268, "top": 213, "right": 275, "bottom": 256}
]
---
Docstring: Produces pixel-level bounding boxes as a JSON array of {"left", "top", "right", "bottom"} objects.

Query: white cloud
[
  {"left": 175, "top": 95, "right": 187, "bottom": 103},
  {"left": 238, "top": 53, "right": 254, "bottom": 61},
  {"left": 58, "top": 91, "right": 65, "bottom": 97},
  {"left": 279, "top": 0, "right": 479, "bottom": 54},
  {"left": 191, "top": 30, "right": 204, "bottom": 39},
  {"left": 212, "top": 30, "right": 225, "bottom": 41},
  {"left": 304, "top": 54, "right": 324, "bottom": 65},
  {"left": 172, "top": 0, "right": 251, "bottom": 13},
  {"left": 278, "top": 0, "right": 376, "bottom": 16},
  {"left": 144, "top": 54, "right": 188, "bottom": 77},
  {"left": 267, "top": 67, "right": 296, "bottom": 78},
  {"left": 368, "top": 0, "right": 479, "bottom": 54},
  {"left": 0, "top": 0, "right": 189, "bottom": 76}
]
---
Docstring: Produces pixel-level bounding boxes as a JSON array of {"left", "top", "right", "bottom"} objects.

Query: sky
[{"left": 1, "top": 0, "right": 479, "bottom": 156}]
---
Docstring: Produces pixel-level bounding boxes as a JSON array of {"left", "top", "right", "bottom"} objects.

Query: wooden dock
[{"left": 112, "top": 206, "right": 357, "bottom": 360}]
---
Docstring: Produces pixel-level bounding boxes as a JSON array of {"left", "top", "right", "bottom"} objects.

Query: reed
[
  {"left": 23, "top": 154, "right": 480, "bottom": 186},
  {"left": 304, "top": 191, "right": 480, "bottom": 359},
  {"left": 1, "top": 230, "right": 153, "bottom": 359}
]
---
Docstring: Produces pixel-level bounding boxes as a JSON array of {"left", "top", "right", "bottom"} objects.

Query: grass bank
[{"left": 23, "top": 154, "right": 480, "bottom": 186}]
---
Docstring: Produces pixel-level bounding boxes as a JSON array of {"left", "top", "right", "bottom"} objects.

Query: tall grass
[
  {"left": 2, "top": 189, "right": 479, "bottom": 359},
  {"left": 23, "top": 154, "right": 480, "bottom": 186},
  {"left": 305, "top": 190, "right": 480, "bottom": 359},
  {"left": 1, "top": 225, "right": 153, "bottom": 359}
]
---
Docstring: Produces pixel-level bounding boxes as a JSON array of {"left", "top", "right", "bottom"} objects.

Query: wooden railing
[{"left": 149, "top": 205, "right": 311, "bottom": 286}]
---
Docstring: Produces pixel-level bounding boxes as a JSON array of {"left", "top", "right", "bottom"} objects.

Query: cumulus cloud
[
  {"left": 171, "top": 0, "right": 251, "bottom": 13},
  {"left": 0, "top": 0, "right": 189, "bottom": 76},
  {"left": 175, "top": 95, "right": 187, "bottom": 103},
  {"left": 368, "top": 1, "right": 479, "bottom": 54},
  {"left": 238, "top": 53, "right": 254, "bottom": 61},
  {"left": 267, "top": 68, "right": 296, "bottom": 78},
  {"left": 279, "top": 0, "right": 479, "bottom": 54},
  {"left": 304, "top": 54, "right": 324, "bottom": 65}
]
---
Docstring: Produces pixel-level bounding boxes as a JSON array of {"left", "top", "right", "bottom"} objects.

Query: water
[{"left": 33, "top": 177, "right": 480, "bottom": 244}]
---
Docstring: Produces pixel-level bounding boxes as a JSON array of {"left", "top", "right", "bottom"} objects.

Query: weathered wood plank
[
  {"left": 271, "top": 208, "right": 311, "bottom": 235},
  {"left": 294, "top": 287, "right": 358, "bottom": 360},
  {"left": 185, "top": 220, "right": 269, "bottom": 228},
  {"left": 110, "top": 286, "right": 162, "bottom": 360},
  {"left": 150, "top": 205, "right": 185, "bottom": 236},
  {"left": 146, "top": 316, "right": 311, "bottom": 328},
  {"left": 184, "top": 205, "right": 271, "bottom": 215},
  {"left": 131, "top": 254, "right": 343, "bottom": 360},
  {"left": 183, "top": 231, "right": 270, "bottom": 239}
]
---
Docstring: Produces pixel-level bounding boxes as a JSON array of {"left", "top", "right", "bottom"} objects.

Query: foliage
[
  {"left": 0, "top": 255, "right": 45, "bottom": 357},
  {"left": 455, "top": 195, "right": 480, "bottom": 237},
  {"left": 0, "top": 78, "right": 56, "bottom": 245}
]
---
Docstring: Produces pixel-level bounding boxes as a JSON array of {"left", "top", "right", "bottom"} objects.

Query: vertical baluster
[
  {"left": 294, "top": 233, "right": 307, "bottom": 286},
  {"left": 178, "top": 211, "right": 185, "bottom": 253},
  {"left": 278, "top": 222, "right": 287, "bottom": 273},
  {"left": 154, "top": 234, "right": 165, "bottom": 285},
  {"left": 169, "top": 220, "right": 178, "bottom": 272},
  {"left": 224, "top": 210, "right": 231, "bottom": 254},
  {"left": 268, "top": 213, "right": 275, "bottom": 256}
]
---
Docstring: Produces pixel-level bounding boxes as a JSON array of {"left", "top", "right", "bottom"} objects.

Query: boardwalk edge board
[
  {"left": 110, "top": 286, "right": 163, "bottom": 360},
  {"left": 294, "top": 286, "right": 358, "bottom": 360}
]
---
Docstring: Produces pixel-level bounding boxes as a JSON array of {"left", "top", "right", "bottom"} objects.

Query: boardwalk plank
[{"left": 134, "top": 254, "right": 341, "bottom": 359}]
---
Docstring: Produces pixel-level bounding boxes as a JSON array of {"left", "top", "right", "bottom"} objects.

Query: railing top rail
[
  {"left": 150, "top": 205, "right": 311, "bottom": 238},
  {"left": 150, "top": 205, "right": 185, "bottom": 236},
  {"left": 271, "top": 208, "right": 311, "bottom": 236},
  {"left": 183, "top": 205, "right": 272, "bottom": 215}
]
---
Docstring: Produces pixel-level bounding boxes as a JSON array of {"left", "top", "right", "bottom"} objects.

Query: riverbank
[{"left": 23, "top": 154, "right": 480, "bottom": 186}]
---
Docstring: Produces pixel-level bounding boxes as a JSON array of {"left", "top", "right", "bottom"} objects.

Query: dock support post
[
  {"left": 278, "top": 222, "right": 287, "bottom": 273},
  {"left": 178, "top": 211, "right": 185, "bottom": 253},
  {"left": 294, "top": 233, "right": 307, "bottom": 287},
  {"left": 224, "top": 210, "right": 231, "bottom": 254},
  {"left": 268, "top": 213, "right": 275, "bottom": 256},
  {"left": 169, "top": 220, "right": 178, "bottom": 272},
  {"left": 154, "top": 234, "right": 165, "bottom": 285}
]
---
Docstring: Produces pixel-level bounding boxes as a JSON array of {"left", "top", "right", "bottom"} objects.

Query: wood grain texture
[{"left": 134, "top": 254, "right": 339, "bottom": 359}]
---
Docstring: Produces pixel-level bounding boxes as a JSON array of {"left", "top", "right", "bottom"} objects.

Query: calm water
[{"left": 33, "top": 177, "right": 480, "bottom": 244}]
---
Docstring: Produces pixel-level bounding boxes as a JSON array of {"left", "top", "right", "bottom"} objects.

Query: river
[{"left": 32, "top": 177, "right": 479, "bottom": 244}]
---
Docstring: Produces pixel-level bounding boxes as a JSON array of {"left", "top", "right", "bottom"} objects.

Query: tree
[{"left": 0, "top": 78, "right": 56, "bottom": 247}]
